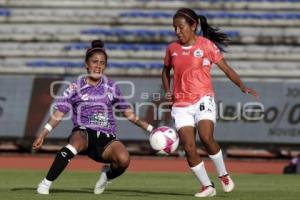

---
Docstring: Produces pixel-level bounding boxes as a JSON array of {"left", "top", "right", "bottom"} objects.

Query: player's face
[
  {"left": 173, "top": 16, "right": 196, "bottom": 45},
  {"left": 86, "top": 52, "right": 106, "bottom": 80}
]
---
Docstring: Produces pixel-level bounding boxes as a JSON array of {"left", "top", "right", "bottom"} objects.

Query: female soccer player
[
  {"left": 162, "top": 8, "right": 257, "bottom": 197},
  {"left": 32, "top": 40, "right": 154, "bottom": 195}
]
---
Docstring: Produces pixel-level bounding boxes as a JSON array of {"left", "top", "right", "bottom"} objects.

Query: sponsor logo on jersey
[
  {"left": 206, "top": 108, "right": 212, "bottom": 113},
  {"left": 81, "top": 94, "right": 89, "bottom": 101},
  {"left": 61, "top": 151, "right": 67, "bottom": 157},
  {"left": 203, "top": 58, "right": 210, "bottom": 66},
  {"left": 89, "top": 113, "right": 110, "bottom": 128},
  {"left": 194, "top": 48, "right": 203, "bottom": 58},
  {"left": 107, "top": 92, "right": 113, "bottom": 101}
]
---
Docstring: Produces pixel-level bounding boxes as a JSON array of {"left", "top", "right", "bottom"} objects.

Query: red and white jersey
[{"left": 164, "top": 36, "right": 223, "bottom": 106}]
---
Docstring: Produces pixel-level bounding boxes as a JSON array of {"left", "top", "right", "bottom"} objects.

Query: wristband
[
  {"left": 44, "top": 123, "right": 53, "bottom": 132},
  {"left": 147, "top": 125, "right": 154, "bottom": 132}
]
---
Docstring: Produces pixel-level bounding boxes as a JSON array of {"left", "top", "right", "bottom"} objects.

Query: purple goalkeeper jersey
[{"left": 54, "top": 75, "right": 129, "bottom": 135}]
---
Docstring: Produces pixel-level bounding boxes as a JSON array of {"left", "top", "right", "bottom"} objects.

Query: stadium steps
[
  {"left": 1, "top": 24, "right": 300, "bottom": 45},
  {"left": 1, "top": 8, "right": 300, "bottom": 27},
  {"left": 0, "top": 0, "right": 299, "bottom": 77},
  {"left": 1, "top": 42, "right": 300, "bottom": 62},
  {"left": 2, "top": 0, "right": 300, "bottom": 11},
  {"left": 1, "top": 56, "right": 300, "bottom": 77}
]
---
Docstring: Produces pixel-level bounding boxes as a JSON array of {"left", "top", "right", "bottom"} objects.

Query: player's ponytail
[
  {"left": 85, "top": 39, "right": 108, "bottom": 62},
  {"left": 198, "top": 15, "right": 229, "bottom": 52}
]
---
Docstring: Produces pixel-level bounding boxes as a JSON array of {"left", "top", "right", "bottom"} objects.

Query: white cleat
[
  {"left": 94, "top": 165, "right": 110, "bottom": 194},
  {"left": 219, "top": 174, "right": 235, "bottom": 192},
  {"left": 37, "top": 179, "right": 51, "bottom": 195},
  {"left": 194, "top": 184, "right": 216, "bottom": 198}
]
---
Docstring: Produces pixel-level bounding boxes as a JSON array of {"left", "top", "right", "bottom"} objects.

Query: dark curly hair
[
  {"left": 173, "top": 8, "right": 229, "bottom": 52},
  {"left": 85, "top": 40, "right": 108, "bottom": 62}
]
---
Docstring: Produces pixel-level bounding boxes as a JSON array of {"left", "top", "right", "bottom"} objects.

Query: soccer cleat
[
  {"left": 37, "top": 179, "right": 51, "bottom": 195},
  {"left": 94, "top": 165, "right": 110, "bottom": 194},
  {"left": 219, "top": 174, "right": 235, "bottom": 192},
  {"left": 194, "top": 183, "right": 216, "bottom": 197}
]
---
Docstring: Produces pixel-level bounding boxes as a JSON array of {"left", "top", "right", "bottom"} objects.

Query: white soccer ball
[{"left": 149, "top": 126, "right": 179, "bottom": 155}]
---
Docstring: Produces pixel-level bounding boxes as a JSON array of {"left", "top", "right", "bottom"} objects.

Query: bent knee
[
  {"left": 69, "top": 131, "right": 88, "bottom": 152},
  {"left": 116, "top": 152, "right": 130, "bottom": 169},
  {"left": 69, "top": 142, "right": 87, "bottom": 153}
]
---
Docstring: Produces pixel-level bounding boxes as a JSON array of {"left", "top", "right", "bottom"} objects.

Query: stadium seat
[
  {"left": 0, "top": 0, "right": 300, "bottom": 76},
  {"left": 119, "top": 10, "right": 300, "bottom": 20},
  {"left": 0, "top": 8, "right": 10, "bottom": 16}
]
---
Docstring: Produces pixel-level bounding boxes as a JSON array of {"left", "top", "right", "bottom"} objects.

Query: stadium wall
[{"left": 1, "top": 75, "right": 300, "bottom": 148}]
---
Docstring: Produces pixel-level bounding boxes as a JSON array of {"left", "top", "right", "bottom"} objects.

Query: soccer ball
[{"left": 149, "top": 126, "right": 179, "bottom": 155}]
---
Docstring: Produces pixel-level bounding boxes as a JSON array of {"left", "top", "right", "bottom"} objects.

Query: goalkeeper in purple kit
[{"left": 32, "top": 40, "right": 154, "bottom": 195}]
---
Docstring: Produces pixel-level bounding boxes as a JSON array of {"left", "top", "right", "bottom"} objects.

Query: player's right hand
[
  {"left": 165, "top": 91, "right": 173, "bottom": 102},
  {"left": 32, "top": 134, "right": 44, "bottom": 150}
]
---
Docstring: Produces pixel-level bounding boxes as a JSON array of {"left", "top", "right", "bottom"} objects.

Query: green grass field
[{"left": 1, "top": 169, "right": 300, "bottom": 200}]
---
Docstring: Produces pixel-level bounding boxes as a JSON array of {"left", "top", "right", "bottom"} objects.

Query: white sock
[
  {"left": 190, "top": 161, "right": 212, "bottom": 187},
  {"left": 66, "top": 144, "right": 78, "bottom": 155},
  {"left": 208, "top": 150, "right": 228, "bottom": 176},
  {"left": 42, "top": 178, "right": 52, "bottom": 187}
]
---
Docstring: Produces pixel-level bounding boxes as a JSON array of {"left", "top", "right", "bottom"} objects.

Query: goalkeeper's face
[{"left": 85, "top": 52, "right": 107, "bottom": 80}]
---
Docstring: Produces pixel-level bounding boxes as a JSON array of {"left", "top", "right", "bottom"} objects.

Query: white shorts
[{"left": 171, "top": 96, "right": 216, "bottom": 131}]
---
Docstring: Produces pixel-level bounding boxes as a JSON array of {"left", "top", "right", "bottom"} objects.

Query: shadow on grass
[
  {"left": 11, "top": 187, "right": 191, "bottom": 197},
  {"left": 11, "top": 188, "right": 91, "bottom": 194},
  {"left": 105, "top": 188, "right": 191, "bottom": 197}
]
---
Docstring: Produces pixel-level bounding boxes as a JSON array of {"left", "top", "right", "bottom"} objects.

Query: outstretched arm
[
  {"left": 123, "top": 108, "right": 154, "bottom": 133},
  {"left": 32, "top": 110, "right": 65, "bottom": 150},
  {"left": 216, "top": 58, "right": 258, "bottom": 97}
]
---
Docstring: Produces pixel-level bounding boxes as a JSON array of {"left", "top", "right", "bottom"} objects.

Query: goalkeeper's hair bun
[{"left": 91, "top": 40, "right": 104, "bottom": 48}]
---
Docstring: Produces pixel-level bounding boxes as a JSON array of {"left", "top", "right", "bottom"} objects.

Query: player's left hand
[{"left": 241, "top": 87, "right": 259, "bottom": 98}]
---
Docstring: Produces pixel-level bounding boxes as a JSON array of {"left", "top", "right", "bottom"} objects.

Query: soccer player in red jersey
[{"left": 162, "top": 8, "right": 257, "bottom": 197}]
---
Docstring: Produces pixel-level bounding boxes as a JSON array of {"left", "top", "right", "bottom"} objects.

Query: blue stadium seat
[
  {"left": 64, "top": 43, "right": 167, "bottom": 51},
  {"left": 26, "top": 60, "right": 164, "bottom": 69},
  {"left": 119, "top": 11, "right": 172, "bottom": 18},
  {"left": 119, "top": 11, "right": 300, "bottom": 20},
  {"left": 80, "top": 28, "right": 240, "bottom": 38},
  {"left": 0, "top": 8, "right": 10, "bottom": 16},
  {"left": 26, "top": 60, "right": 84, "bottom": 68},
  {"left": 64, "top": 43, "right": 89, "bottom": 51}
]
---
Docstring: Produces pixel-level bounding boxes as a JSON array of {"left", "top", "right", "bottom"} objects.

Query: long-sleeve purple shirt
[{"left": 54, "top": 76, "right": 129, "bottom": 135}]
